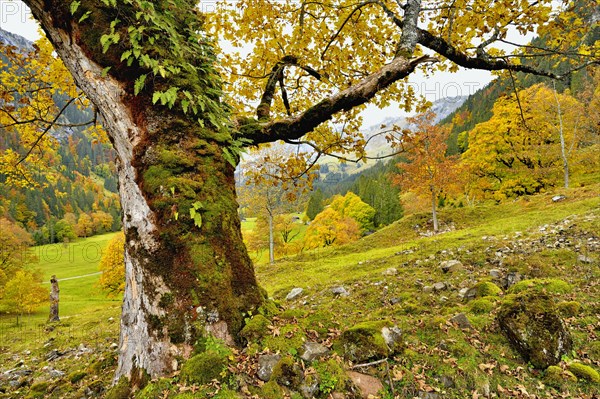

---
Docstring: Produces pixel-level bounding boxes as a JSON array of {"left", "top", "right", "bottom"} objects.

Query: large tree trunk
[{"left": 25, "top": 0, "right": 264, "bottom": 383}]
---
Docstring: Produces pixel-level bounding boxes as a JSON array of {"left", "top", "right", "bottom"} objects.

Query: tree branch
[
  {"left": 415, "top": 27, "right": 598, "bottom": 79},
  {"left": 242, "top": 55, "right": 437, "bottom": 145},
  {"left": 15, "top": 96, "right": 79, "bottom": 166},
  {"left": 256, "top": 55, "right": 321, "bottom": 120},
  {"left": 396, "top": 0, "right": 420, "bottom": 57}
]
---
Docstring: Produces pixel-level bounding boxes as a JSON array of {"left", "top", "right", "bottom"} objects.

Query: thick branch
[
  {"left": 416, "top": 28, "right": 571, "bottom": 79},
  {"left": 243, "top": 55, "right": 436, "bottom": 145},
  {"left": 396, "top": 0, "right": 421, "bottom": 57},
  {"left": 256, "top": 55, "right": 321, "bottom": 120}
]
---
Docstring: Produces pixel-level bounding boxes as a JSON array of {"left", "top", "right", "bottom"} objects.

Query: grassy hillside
[{"left": 1, "top": 184, "right": 599, "bottom": 398}]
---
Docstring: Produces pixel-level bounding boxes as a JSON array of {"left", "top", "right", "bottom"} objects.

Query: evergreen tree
[{"left": 306, "top": 189, "right": 324, "bottom": 220}]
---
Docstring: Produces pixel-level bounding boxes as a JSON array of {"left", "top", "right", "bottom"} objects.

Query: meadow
[{"left": 1, "top": 182, "right": 598, "bottom": 398}]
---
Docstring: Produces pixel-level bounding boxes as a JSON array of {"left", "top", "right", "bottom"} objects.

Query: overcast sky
[{"left": 0, "top": 0, "right": 495, "bottom": 127}]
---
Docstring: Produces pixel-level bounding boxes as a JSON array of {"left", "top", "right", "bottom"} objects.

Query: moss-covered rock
[
  {"left": 557, "top": 301, "right": 580, "bottom": 317},
  {"left": 509, "top": 278, "right": 573, "bottom": 294},
  {"left": 263, "top": 324, "right": 306, "bottom": 354},
  {"left": 68, "top": 370, "right": 87, "bottom": 384},
  {"left": 315, "top": 359, "right": 350, "bottom": 396},
  {"left": 469, "top": 297, "right": 495, "bottom": 314},
  {"left": 26, "top": 381, "right": 49, "bottom": 398},
  {"left": 135, "top": 379, "right": 174, "bottom": 399},
  {"left": 213, "top": 388, "right": 242, "bottom": 398},
  {"left": 180, "top": 350, "right": 229, "bottom": 385},
  {"left": 544, "top": 365, "right": 578, "bottom": 388},
  {"left": 104, "top": 377, "right": 131, "bottom": 399},
  {"left": 567, "top": 362, "right": 600, "bottom": 383},
  {"left": 271, "top": 356, "right": 303, "bottom": 388},
  {"left": 497, "top": 291, "right": 572, "bottom": 369},
  {"left": 239, "top": 314, "right": 271, "bottom": 341},
  {"left": 589, "top": 341, "right": 600, "bottom": 362},
  {"left": 256, "top": 380, "right": 285, "bottom": 399},
  {"left": 335, "top": 320, "right": 402, "bottom": 362},
  {"left": 465, "top": 281, "right": 502, "bottom": 301},
  {"left": 29, "top": 381, "right": 49, "bottom": 393}
]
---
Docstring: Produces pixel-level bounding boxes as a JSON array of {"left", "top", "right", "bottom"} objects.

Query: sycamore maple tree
[
  {"left": 98, "top": 232, "right": 126, "bottom": 296},
  {"left": 462, "top": 84, "right": 586, "bottom": 200},
  {"left": 394, "top": 112, "right": 458, "bottom": 232},
  {"left": 2, "top": 0, "right": 598, "bottom": 388}
]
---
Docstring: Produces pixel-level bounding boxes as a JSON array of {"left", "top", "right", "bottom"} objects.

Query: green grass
[
  {"left": 0, "top": 233, "right": 121, "bottom": 344},
  {"left": 2, "top": 182, "right": 600, "bottom": 398},
  {"left": 29, "top": 233, "right": 121, "bottom": 317},
  {"left": 257, "top": 188, "right": 600, "bottom": 297}
]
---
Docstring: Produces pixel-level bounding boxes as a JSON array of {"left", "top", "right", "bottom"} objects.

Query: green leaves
[
  {"left": 152, "top": 87, "right": 179, "bottom": 108},
  {"left": 189, "top": 201, "right": 204, "bottom": 228},
  {"left": 86, "top": 0, "right": 228, "bottom": 130},
  {"left": 134, "top": 74, "right": 147, "bottom": 95},
  {"left": 70, "top": 1, "right": 80, "bottom": 15},
  {"left": 100, "top": 32, "right": 120, "bottom": 54}
]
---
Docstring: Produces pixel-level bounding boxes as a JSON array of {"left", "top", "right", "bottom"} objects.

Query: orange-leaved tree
[{"left": 394, "top": 112, "right": 458, "bottom": 232}]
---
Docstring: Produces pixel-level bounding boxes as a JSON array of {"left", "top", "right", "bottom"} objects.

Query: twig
[{"left": 350, "top": 358, "right": 389, "bottom": 369}]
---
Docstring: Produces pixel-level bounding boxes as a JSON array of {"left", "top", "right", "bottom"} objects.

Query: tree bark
[
  {"left": 552, "top": 83, "right": 569, "bottom": 188},
  {"left": 23, "top": 0, "right": 264, "bottom": 383},
  {"left": 48, "top": 275, "right": 60, "bottom": 322},
  {"left": 431, "top": 188, "right": 439, "bottom": 233},
  {"left": 268, "top": 209, "right": 275, "bottom": 264}
]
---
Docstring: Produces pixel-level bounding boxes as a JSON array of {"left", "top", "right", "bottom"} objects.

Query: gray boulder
[
  {"left": 439, "top": 260, "right": 463, "bottom": 273},
  {"left": 300, "top": 342, "right": 330, "bottom": 362},
  {"left": 257, "top": 354, "right": 281, "bottom": 382},
  {"left": 286, "top": 287, "right": 304, "bottom": 301},
  {"left": 331, "top": 286, "right": 350, "bottom": 297},
  {"left": 433, "top": 282, "right": 446, "bottom": 291},
  {"left": 449, "top": 313, "right": 472, "bottom": 329}
]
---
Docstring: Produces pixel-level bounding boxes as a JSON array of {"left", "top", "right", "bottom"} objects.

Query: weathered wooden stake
[{"left": 49, "top": 275, "right": 60, "bottom": 322}]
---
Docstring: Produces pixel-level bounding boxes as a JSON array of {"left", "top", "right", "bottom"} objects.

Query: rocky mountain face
[
  {"left": 361, "top": 95, "right": 468, "bottom": 157},
  {"left": 0, "top": 27, "right": 33, "bottom": 50}
]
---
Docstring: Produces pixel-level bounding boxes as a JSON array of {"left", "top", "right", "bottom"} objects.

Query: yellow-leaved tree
[
  {"left": 462, "top": 84, "right": 585, "bottom": 200},
  {"left": 329, "top": 192, "right": 376, "bottom": 233},
  {"left": 0, "top": 270, "right": 48, "bottom": 324},
  {"left": 10, "top": 0, "right": 599, "bottom": 383},
  {"left": 303, "top": 207, "right": 360, "bottom": 248},
  {"left": 98, "top": 233, "right": 126, "bottom": 297},
  {"left": 0, "top": 36, "right": 103, "bottom": 187}
]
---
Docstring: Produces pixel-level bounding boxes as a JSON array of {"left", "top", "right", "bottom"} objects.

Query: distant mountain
[
  {"left": 0, "top": 27, "right": 33, "bottom": 50},
  {"left": 360, "top": 95, "right": 468, "bottom": 158}
]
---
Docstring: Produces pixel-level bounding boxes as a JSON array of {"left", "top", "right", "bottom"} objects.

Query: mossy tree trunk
[{"left": 23, "top": 0, "right": 264, "bottom": 383}]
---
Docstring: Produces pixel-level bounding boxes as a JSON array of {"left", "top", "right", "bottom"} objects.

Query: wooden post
[{"left": 49, "top": 275, "right": 60, "bottom": 322}]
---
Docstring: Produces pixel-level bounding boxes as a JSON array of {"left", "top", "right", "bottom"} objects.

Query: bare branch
[{"left": 15, "top": 96, "right": 79, "bottom": 166}]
